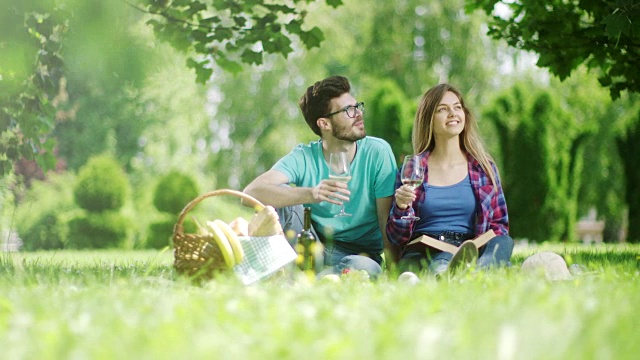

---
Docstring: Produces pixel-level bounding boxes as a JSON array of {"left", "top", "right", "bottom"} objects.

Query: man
[{"left": 243, "top": 75, "right": 397, "bottom": 277}]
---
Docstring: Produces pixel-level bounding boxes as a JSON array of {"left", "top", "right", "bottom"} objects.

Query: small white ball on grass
[
  {"left": 398, "top": 271, "right": 420, "bottom": 285},
  {"left": 320, "top": 274, "right": 341, "bottom": 283}
]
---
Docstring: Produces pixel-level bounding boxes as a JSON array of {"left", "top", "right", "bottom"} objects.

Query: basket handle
[{"left": 173, "top": 189, "right": 265, "bottom": 236}]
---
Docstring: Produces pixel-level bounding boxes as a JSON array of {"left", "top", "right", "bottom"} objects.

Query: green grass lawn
[{"left": 1, "top": 244, "right": 638, "bottom": 360}]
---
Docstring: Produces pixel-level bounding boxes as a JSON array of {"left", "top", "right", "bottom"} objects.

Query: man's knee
[{"left": 337, "top": 255, "right": 383, "bottom": 279}]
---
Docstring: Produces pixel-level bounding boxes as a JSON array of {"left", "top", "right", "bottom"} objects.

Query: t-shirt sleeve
[
  {"left": 373, "top": 140, "right": 398, "bottom": 198},
  {"left": 271, "top": 146, "right": 304, "bottom": 185}
]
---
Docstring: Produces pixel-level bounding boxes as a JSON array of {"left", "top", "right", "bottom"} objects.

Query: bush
[
  {"left": 67, "top": 211, "right": 129, "bottom": 249},
  {"left": 152, "top": 171, "right": 199, "bottom": 215},
  {"left": 14, "top": 173, "right": 77, "bottom": 251},
  {"left": 145, "top": 220, "right": 174, "bottom": 249},
  {"left": 74, "top": 155, "right": 129, "bottom": 213},
  {"left": 145, "top": 217, "right": 199, "bottom": 249},
  {"left": 19, "top": 212, "right": 66, "bottom": 251}
]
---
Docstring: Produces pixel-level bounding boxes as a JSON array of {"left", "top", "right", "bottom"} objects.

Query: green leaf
[
  {"left": 262, "top": 33, "right": 293, "bottom": 55},
  {"left": 598, "top": 74, "right": 612, "bottom": 87},
  {"left": 39, "top": 100, "right": 56, "bottom": 118},
  {"left": 240, "top": 49, "right": 263, "bottom": 65},
  {"left": 35, "top": 151, "right": 57, "bottom": 173},
  {"left": 201, "top": 16, "right": 221, "bottom": 25},
  {"left": 602, "top": 11, "right": 629, "bottom": 39},
  {"left": 146, "top": 19, "right": 161, "bottom": 29},
  {"left": 42, "top": 137, "right": 56, "bottom": 152},
  {"left": 298, "top": 26, "right": 324, "bottom": 49},
  {"left": 233, "top": 16, "right": 247, "bottom": 27},
  {"left": 186, "top": 58, "right": 198, "bottom": 69},
  {"left": 325, "top": 0, "right": 343, "bottom": 8},
  {"left": 0, "top": 159, "right": 12, "bottom": 176},
  {"left": 186, "top": 57, "right": 213, "bottom": 83},
  {"left": 212, "top": 26, "right": 234, "bottom": 41},
  {"left": 188, "top": 1, "right": 207, "bottom": 13},
  {"left": 195, "top": 64, "right": 213, "bottom": 83},
  {"left": 19, "top": 142, "right": 36, "bottom": 160},
  {"left": 285, "top": 19, "right": 302, "bottom": 35},
  {"left": 6, "top": 145, "right": 18, "bottom": 160},
  {"left": 256, "top": 13, "right": 278, "bottom": 28},
  {"left": 263, "top": 4, "right": 295, "bottom": 14},
  {"left": 215, "top": 56, "right": 243, "bottom": 75}
]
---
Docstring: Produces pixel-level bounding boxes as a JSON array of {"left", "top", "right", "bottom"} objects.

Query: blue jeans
[
  {"left": 277, "top": 205, "right": 382, "bottom": 279},
  {"left": 399, "top": 234, "right": 514, "bottom": 274},
  {"left": 476, "top": 235, "right": 514, "bottom": 268},
  {"left": 318, "top": 242, "right": 383, "bottom": 279},
  {"left": 276, "top": 204, "right": 319, "bottom": 245}
]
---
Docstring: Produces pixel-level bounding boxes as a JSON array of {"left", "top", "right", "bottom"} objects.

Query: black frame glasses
[{"left": 323, "top": 102, "right": 365, "bottom": 118}]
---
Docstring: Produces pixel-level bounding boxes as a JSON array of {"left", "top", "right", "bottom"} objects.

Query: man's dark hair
[{"left": 299, "top": 75, "right": 351, "bottom": 136}]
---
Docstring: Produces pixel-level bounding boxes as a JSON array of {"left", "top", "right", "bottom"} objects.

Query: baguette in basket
[{"left": 229, "top": 217, "right": 249, "bottom": 236}]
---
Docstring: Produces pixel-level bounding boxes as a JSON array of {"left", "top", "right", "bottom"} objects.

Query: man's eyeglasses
[{"left": 323, "top": 102, "right": 365, "bottom": 118}]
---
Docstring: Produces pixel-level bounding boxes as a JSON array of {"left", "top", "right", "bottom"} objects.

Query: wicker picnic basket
[{"left": 172, "top": 189, "right": 276, "bottom": 282}]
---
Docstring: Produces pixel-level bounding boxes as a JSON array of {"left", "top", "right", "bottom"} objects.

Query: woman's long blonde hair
[{"left": 412, "top": 83, "right": 498, "bottom": 187}]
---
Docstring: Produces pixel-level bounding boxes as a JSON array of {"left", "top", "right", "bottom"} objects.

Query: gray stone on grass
[{"left": 521, "top": 251, "right": 572, "bottom": 281}]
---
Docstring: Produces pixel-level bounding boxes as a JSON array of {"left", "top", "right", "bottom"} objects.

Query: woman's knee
[{"left": 478, "top": 234, "right": 514, "bottom": 267}]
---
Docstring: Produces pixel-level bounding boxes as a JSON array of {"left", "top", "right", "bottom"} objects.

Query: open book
[{"left": 407, "top": 230, "right": 496, "bottom": 254}]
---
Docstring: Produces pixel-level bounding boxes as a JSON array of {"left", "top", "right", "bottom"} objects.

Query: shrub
[
  {"left": 74, "top": 155, "right": 129, "bottom": 213},
  {"left": 14, "top": 173, "right": 77, "bottom": 251},
  {"left": 19, "top": 213, "right": 66, "bottom": 251},
  {"left": 67, "top": 211, "right": 129, "bottom": 249},
  {"left": 153, "top": 171, "right": 199, "bottom": 215},
  {"left": 145, "top": 218, "right": 198, "bottom": 249},
  {"left": 145, "top": 220, "right": 175, "bottom": 249}
]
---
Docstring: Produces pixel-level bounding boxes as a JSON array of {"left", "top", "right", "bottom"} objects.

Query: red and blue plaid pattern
[{"left": 386, "top": 151, "right": 509, "bottom": 247}]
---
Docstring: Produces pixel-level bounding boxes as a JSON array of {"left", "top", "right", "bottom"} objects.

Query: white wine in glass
[
  {"left": 400, "top": 155, "right": 424, "bottom": 220},
  {"left": 329, "top": 151, "right": 352, "bottom": 217}
]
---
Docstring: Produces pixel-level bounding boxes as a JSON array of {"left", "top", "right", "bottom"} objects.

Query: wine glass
[
  {"left": 400, "top": 154, "right": 424, "bottom": 220},
  {"left": 328, "top": 151, "right": 352, "bottom": 217}
]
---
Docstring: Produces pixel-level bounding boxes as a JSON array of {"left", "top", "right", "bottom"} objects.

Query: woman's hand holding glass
[{"left": 395, "top": 185, "right": 417, "bottom": 209}]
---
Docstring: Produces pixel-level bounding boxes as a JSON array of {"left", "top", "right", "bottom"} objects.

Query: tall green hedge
[
  {"left": 366, "top": 79, "right": 414, "bottom": 162},
  {"left": 616, "top": 110, "right": 640, "bottom": 242},
  {"left": 484, "top": 84, "right": 590, "bottom": 242}
]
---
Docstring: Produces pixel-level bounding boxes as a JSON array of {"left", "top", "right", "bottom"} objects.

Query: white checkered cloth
[{"left": 233, "top": 235, "right": 297, "bottom": 285}]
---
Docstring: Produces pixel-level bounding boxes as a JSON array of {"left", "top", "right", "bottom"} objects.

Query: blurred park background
[{"left": 1, "top": 0, "right": 638, "bottom": 251}]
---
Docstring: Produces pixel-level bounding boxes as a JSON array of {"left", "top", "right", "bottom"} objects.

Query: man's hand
[
  {"left": 394, "top": 184, "right": 416, "bottom": 210},
  {"left": 312, "top": 179, "right": 351, "bottom": 205}
]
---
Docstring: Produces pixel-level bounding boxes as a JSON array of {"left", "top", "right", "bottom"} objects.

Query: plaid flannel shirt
[{"left": 386, "top": 151, "right": 509, "bottom": 247}]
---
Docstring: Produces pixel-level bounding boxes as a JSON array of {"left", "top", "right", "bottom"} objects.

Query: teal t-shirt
[{"left": 272, "top": 136, "right": 397, "bottom": 253}]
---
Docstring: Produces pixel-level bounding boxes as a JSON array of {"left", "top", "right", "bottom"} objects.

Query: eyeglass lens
[{"left": 347, "top": 103, "right": 364, "bottom": 117}]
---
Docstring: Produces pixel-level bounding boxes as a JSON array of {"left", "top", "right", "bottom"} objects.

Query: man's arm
[
  {"left": 376, "top": 196, "right": 399, "bottom": 264},
  {"left": 243, "top": 169, "right": 349, "bottom": 208}
]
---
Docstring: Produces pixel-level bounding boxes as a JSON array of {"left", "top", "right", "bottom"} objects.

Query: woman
[{"left": 386, "top": 84, "right": 513, "bottom": 275}]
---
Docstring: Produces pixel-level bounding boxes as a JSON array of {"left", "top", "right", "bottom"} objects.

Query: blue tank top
[{"left": 414, "top": 174, "right": 476, "bottom": 234}]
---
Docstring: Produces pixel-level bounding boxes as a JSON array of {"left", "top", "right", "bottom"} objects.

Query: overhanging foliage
[
  {"left": 467, "top": 0, "right": 640, "bottom": 98},
  {"left": 133, "top": 0, "right": 342, "bottom": 83}
]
